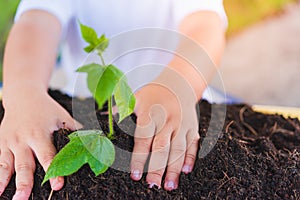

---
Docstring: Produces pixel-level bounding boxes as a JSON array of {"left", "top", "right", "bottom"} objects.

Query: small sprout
[{"left": 43, "top": 24, "right": 135, "bottom": 185}]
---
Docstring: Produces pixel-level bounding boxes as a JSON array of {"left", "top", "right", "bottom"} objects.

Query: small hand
[
  {"left": 130, "top": 82, "right": 200, "bottom": 191},
  {"left": 0, "top": 88, "right": 81, "bottom": 200}
]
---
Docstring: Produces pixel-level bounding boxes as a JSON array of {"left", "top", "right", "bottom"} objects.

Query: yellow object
[{"left": 252, "top": 105, "right": 300, "bottom": 121}]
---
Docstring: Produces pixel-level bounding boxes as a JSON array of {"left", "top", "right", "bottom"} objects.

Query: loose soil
[{"left": 0, "top": 90, "right": 299, "bottom": 200}]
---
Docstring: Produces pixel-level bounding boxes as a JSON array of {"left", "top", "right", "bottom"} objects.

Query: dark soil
[{"left": 0, "top": 90, "right": 299, "bottom": 200}]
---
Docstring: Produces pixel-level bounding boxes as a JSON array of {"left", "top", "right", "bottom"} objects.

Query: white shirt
[{"left": 15, "top": 0, "right": 227, "bottom": 97}]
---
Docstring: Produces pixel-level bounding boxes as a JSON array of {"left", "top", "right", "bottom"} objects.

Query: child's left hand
[{"left": 130, "top": 69, "right": 200, "bottom": 191}]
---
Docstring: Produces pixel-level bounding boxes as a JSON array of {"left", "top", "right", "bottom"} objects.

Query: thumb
[
  {"left": 58, "top": 111, "right": 83, "bottom": 130},
  {"left": 63, "top": 117, "right": 83, "bottom": 131}
]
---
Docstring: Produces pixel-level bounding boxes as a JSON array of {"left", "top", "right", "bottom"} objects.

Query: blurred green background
[
  {"left": 0, "top": 0, "right": 20, "bottom": 80},
  {"left": 0, "top": 0, "right": 296, "bottom": 82},
  {"left": 224, "top": 0, "right": 297, "bottom": 36}
]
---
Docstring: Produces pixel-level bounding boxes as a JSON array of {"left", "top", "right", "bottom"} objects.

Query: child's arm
[
  {"left": 0, "top": 10, "right": 80, "bottom": 199},
  {"left": 130, "top": 11, "right": 226, "bottom": 190}
]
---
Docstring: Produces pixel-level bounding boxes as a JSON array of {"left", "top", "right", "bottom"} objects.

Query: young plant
[{"left": 42, "top": 24, "right": 136, "bottom": 184}]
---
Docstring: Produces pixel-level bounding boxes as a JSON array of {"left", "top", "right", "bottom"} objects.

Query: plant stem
[
  {"left": 98, "top": 52, "right": 114, "bottom": 139},
  {"left": 99, "top": 52, "right": 106, "bottom": 66},
  {"left": 48, "top": 190, "right": 54, "bottom": 200},
  {"left": 107, "top": 96, "right": 114, "bottom": 139}
]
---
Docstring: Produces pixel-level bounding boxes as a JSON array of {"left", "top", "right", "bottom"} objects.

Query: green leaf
[
  {"left": 84, "top": 44, "right": 96, "bottom": 53},
  {"left": 114, "top": 78, "right": 136, "bottom": 122},
  {"left": 80, "top": 23, "right": 98, "bottom": 46},
  {"left": 76, "top": 63, "right": 106, "bottom": 94},
  {"left": 94, "top": 65, "right": 123, "bottom": 108},
  {"left": 96, "top": 35, "right": 109, "bottom": 53},
  {"left": 42, "top": 130, "right": 115, "bottom": 185},
  {"left": 77, "top": 64, "right": 123, "bottom": 109},
  {"left": 79, "top": 24, "right": 109, "bottom": 54},
  {"left": 79, "top": 23, "right": 109, "bottom": 54},
  {"left": 77, "top": 63, "right": 136, "bottom": 119}
]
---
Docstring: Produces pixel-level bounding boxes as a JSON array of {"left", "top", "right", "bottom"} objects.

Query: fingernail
[
  {"left": 149, "top": 182, "right": 161, "bottom": 189},
  {"left": 12, "top": 191, "right": 25, "bottom": 200},
  {"left": 182, "top": 165, "right": 192, "bottom": 174},
  {"left": 131, "top": 170, "right": 141, "bottom": 180},
  {"left": 166, "top": 181, "right": 175, "bottom": 190},
  {"left": 51, "top": 177, "right": 62, "bottom": 191}
]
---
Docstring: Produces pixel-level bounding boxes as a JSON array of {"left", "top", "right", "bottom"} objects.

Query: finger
[
  {"left": 12, "top": 147, "right": 35, "bottom": 200},
  {"left": 58, "top": 116, "right": 83, "bottom": 131},
  {"left": 29, "top": 139, "right": 64, "bottom": 191},
  {"left": 182, "top": 129, "right": 199, "bottom": 174},
  {"left": 0, "top": 149, "right": 14, "bottom": 196},
  {"left": 146, "top": 126, "right": 172, "bottom": 189},
  {"left": 130, "top": 115, "right": 155, "bottom": 181},
  {"left": 164, "top": 131, "right": 187, "bottom": 191}
]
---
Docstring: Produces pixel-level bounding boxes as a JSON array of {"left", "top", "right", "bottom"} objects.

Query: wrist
[
  {"left": 166, "top": 59, "right": 209, "bottom": 101},
  {"left": 153, "top": 67, "right": 199, "bottom": 105}
]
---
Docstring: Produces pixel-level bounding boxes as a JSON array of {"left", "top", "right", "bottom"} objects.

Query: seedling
[{"left": 42, "top": 24, "right": 136, "bottom": 184}]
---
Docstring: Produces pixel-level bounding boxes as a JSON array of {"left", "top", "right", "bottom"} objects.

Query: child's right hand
[{"left": 0, "top": 85, "right": 81, "bottom": 200}]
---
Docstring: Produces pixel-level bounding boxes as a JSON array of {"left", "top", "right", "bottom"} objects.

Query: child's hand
[
  {"left": 0, "top": 86, "right": 81, "bottom": 200},
  {"left": 129, "top": 10, "right": 225, "bottom": 190},
  {"left": 130, "top": 70, "right": 200, "bottom": 191}
]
